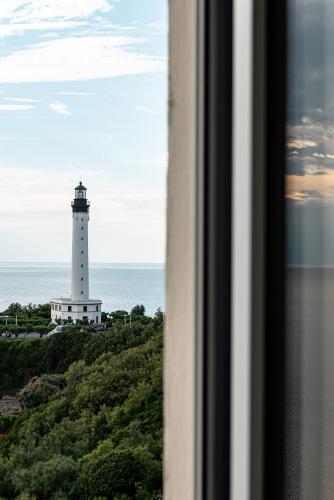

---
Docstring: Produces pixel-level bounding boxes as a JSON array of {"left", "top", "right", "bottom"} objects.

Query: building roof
[
  {"left": 50, "top": 298, "right": 102, "bottom": 304},
  {"left": 75, "top": 181, "right": 87, "bottom": 191}
]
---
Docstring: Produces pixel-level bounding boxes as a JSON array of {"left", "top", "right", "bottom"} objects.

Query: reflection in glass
[{"left": 286, "top": 1, "right": 334, "bottom": 498}]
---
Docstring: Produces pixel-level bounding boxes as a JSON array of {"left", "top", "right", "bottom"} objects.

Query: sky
[
  {"left": 286, "top": 0, "right": 334, "bottom": 265},
  {"left": 0, "top": 0, "right": 168, "bottom": 263}
]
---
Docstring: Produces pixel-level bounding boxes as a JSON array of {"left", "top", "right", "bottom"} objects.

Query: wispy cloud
[
  {"left": 40, "top": 32, "right": 59, "bottom": 39},
  {"left": 287, "top": 139, "right": 318, "bottom": 149},
  {"left": 286, "top": 189, "right": 324, "bottom": 203},
  {"left": 101, "top": 133, "right": 113, "bottom": 142},
  {"left": 137, "top": 104, "right": 158, "bottom": 115},
  {"left": 123, "top": 152, "right": 168, "bottom": 170},
  {"left": 0, "top": 104, "right": 34, "bottom": 111},
  {"left": 49, "top": 101, "right": 71, "bottom": 116},
  {"left": 0, "top": 136, "right": 42, "bottom": 142},
  {"left": 3, "top": 97, "right": 38, "bottom": 103},
  {"left": 0, "top": 21, "right": 87, "bottom": 39},
  {"left": 286, "top": 167, "right": 334, "bottom": 205},
  {"left": 0, "top": 36, "right": 164, "bottom": 84},
  {"left": 57, "top": 91, "right": 96, "bottom": 96},
  {"left": 0, "top": 0, "right": 114, "bottom": 23},
  {"left": 0, "top": 165, "right": 164, "bottom": 216},
  {"left": 287, "top": 117, "right": 334, "bottom": 176},
  {"left": 0, "top": 0, "right": 167, "bottom": 263}
]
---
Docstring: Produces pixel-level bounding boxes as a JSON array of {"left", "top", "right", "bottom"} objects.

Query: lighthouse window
[
  {"left": 81, "top": 251, "right": 84, "bottom": 254},
  {"left": 81, "top": 277, "right": 83, "bottom": 281},
  {"left": 68, "top": 306, "right": 72, "bottom": 312},
  {"left": 81, "top": 237, "right": 84, "bottom": 241},
  {"left": 81, "top": 227, "right": 84, "bottom": 230},
  {"left": 81, "top": 264, "right": 83, "bottom": 268}
]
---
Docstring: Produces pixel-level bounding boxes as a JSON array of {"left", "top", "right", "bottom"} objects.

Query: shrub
[
  {"left": 80, "top": 443, "right": 141, "bottom": 498},
  {"left": 0, "top": 329, "right": 163, "bottom": 499},
  {"left": 11, "top": 455, "right": 80, "bottom": 500},
  {"left": 19, "top": 374, "right": 65, "bottom": 409},
  {"left": 0, "top": 414, "right": 17, "bottom": 433}
]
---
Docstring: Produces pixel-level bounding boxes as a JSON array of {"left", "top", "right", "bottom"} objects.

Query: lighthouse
[
  {"left": 50, "top": 182, "right": 102, "bottom": 324},
  {"left": 71, "top": 182, "right": 90, "bottom": 301}
]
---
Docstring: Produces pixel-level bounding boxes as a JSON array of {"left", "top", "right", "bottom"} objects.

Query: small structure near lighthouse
[{"left": 50, "top": 182, "right": 102, "bottom": 324}]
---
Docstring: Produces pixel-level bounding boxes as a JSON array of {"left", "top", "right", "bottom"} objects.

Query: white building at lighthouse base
[{"left": 50, "top": 298, "right": 102, "bottom": 324}]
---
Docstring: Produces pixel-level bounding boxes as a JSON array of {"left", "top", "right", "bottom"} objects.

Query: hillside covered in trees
[{"left": 0, "top": 309, "right": 163, "bottom": 499}]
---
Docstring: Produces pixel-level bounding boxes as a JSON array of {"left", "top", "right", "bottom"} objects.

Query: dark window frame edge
[{"left": 196, "top": 0, "right": 233, "bottom": 498}]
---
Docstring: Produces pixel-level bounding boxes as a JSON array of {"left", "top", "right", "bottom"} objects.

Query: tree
[
  {"left": 80, "top": 444, "right": 140, "bottom": 498},
  {"left": 11, "top": 455, "right": 80, "bottom": 499},
  {"left": 4, "top": 303, "right": 22, "bottom": 316},
  {"left": 0, "top": 322, "right": 163, "bottom": 499},
  {"left": 34, "top": 303, "right": 51, "bottom": 319},
  {"left": 23, "top": 303, "right": 34, "bottom": 318},
  {"left": 154, "top": 308, "right": 164, "bottom": 324},
  {"left": 131, "top": 305, "right": 145, "bottom": 317},
  {"left": 111, "top": 310, "right": 129, "bottom": 322}
]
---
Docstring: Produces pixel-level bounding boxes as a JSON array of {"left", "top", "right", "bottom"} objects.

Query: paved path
[
  {"left": 1, "top": 332, "right": 42, "bottom": 340},
  {"left": 0, "top": 396, "right": 21, "bottom": 414}
]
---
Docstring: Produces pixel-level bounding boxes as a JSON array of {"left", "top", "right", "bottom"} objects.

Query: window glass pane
[
  {"left": 0, "top": 1, "right": 167, "bottom": 498},
  {"left": 286, "top": 1, "right": 334, "bottom": 497}
]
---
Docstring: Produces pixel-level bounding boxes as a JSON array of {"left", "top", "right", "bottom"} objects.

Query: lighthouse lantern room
[{"left": 50, "top": 182, "right": 102, "bottom": 324}]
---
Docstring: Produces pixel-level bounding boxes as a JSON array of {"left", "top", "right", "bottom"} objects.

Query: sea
[
  {"left": 0, "top": 262, "right": 165, "bottom": 316},
  {"left": 286, "top": 267, "right": 334, "bottom": 499}
]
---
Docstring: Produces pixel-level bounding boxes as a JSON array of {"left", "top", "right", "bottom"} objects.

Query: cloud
[
  {"left": 0, "top": 0, "right": 114, "bottom": 23},
  {"left": 0, "top": 36, "right": 164, "bottom": 83},
  {"left": 304, "top": 167, "right": 330, "bottom": 176},
  {"left": 0, "top": 21, "right": 87, "bottom": 39},
  {"left": 0, "top": 136, "right": 42, "bottom": 142},
  {"left": 123, "top": 152, "right": 168, "bottom": 169},
  {"left": 0, "top": 165, "right": 164, "bottom": 217},
  {"left": 101, "top": 133, "right": 113, "bottom": 142},
  {"left": 287, "top": 139, "right": 318, "bottom": 149},
  {"left": 286, "top": 118, "right": 334, "bottom": 176},
  {"left": 137, "top": 104, "right": 158, "bottom": 115},
  {"left": 2, "top": 97, "right": 38, "bottom": 103},
  {"left": 57, "top": 91, "right": 96, "bottom": 96},
  {"left": 40, "top": 32, "right": 59, "bottom": 39},
  {"left": 0, "top": 164, "right": 166, "bottom": 262},
  {"left": 286, "top": 189, "right": 324, "bottom": 203},
  {"left": 286, "top": 1, "right": 334, "bottom": 181},
  {"left": 0, "top": 104, "right": 34, "bottom": 111},
  {"left": 49, "top": 101, "right": 71, "bottom": 116},
  {"left": 286, "top": 166, "right": 334, "bottom": 205}
]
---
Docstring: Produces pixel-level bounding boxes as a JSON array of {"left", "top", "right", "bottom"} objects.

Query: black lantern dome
[{"left": 72, "top": 181, "right": 90, "bottom": 212}]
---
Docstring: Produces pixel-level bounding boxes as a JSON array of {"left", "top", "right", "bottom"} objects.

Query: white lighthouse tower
[
  {"left": 71, "top": 182, "right": 90, "bottom": 302},
  {"left": 50, "top": 182, "right": 102, "bottom": 324}
]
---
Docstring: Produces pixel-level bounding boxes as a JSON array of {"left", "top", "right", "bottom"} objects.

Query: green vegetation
[
  {"left": 0, "top": 303, "right": 53, "bottom": 335},
  {"left": 0, "top": 302, "right": 161, "bottom": 333},
  {"left": 0, "top": 304, "right": 163, "bottom": 499}
]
